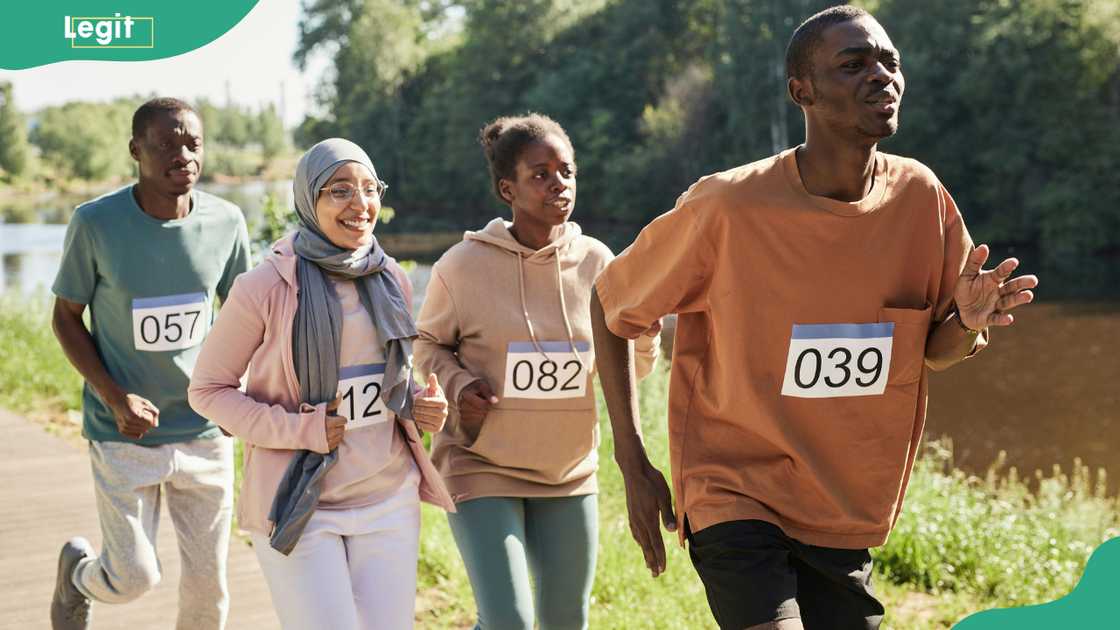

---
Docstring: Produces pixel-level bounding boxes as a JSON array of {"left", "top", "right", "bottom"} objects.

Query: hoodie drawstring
[
  {"left": 513, "top": 250, "right": 587, "bottom": 373},
  {"left": 554, "top": 254, "right": 587, "bottom": 373}
]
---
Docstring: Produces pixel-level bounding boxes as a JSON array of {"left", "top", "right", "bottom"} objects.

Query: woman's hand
[
  {"left": 457, "top": 380, "right": 499, "bottom": 436},
  {"left": 413, "top": 373, "right": 449, "bottom": 433},
  {"left": 324, "top": 395, "right": 347, "bottom": 451}
]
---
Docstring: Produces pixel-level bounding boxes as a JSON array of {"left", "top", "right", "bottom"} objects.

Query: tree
[
  {"left": 256, "top": 104, "right": 288, "bottom": 160},
  {"left": 0, "top": 81, "right": 30, "bottom": 177},
  {"left": 30, "top": 99, "right": 136, "bottom": 181},
  {"left": 294, "top": 0, "right": 1120, "bottom": 269}
]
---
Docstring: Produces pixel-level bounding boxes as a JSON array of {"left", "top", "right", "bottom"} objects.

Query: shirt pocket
[{"left": 878, "top": 304, "right": 933, "bottom": 385}]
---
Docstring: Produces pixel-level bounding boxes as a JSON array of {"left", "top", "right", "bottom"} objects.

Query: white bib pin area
[
  {"left": 336, "top": 363, "right": 390, "bottom": 430},
  {"left": 131, "top": 292, "right": 209, "bottom": 352},
  {"left": 503, "top": 341, "right": 590, "bottom": 400},
  {"left": 780, "top": 323, "right": 894, "bottom": 398}
]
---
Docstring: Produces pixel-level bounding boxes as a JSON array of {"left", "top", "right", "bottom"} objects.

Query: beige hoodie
[{"left": 415, "top": 218, "right": 658, "bottom": 502}]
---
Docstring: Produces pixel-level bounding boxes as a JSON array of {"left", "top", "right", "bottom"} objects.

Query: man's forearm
[
  {"left": 52, "top": 301, "right": 124, "bottom": 405},
  {"left": 925, "top": 311, "right": 984, "bottom": 371},
  {"left": 590, "top": 288, "right": 649, "bottom": 470}
]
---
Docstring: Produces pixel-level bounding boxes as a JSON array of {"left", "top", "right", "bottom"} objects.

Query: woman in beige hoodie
[{"left": 414, "top": 114, "right": 658, "bottom": 630}]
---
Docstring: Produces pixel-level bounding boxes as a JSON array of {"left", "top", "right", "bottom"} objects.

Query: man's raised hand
[{"left": 955, "top": 244, "right": 1039, "bottom": 330}]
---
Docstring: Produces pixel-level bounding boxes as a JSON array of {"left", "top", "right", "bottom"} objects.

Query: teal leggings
[{"left": 447, "top": 494, "right": 598, "bottom": 630}]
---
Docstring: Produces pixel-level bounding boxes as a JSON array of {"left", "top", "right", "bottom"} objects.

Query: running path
[{"left": 0, "top": 409, "right": 279, "bottom": 629}]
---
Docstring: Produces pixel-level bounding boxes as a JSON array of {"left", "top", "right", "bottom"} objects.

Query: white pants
[
  {"left": 251, "top": 478, "right": 422, "bottom": 630},
  {"left": 76, "top": 437, "right": 233, "bottom": 630}
]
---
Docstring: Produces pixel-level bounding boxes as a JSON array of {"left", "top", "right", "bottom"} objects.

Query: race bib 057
[
  {"left": 503, "top": 341, "right": 590, "bottom": 400},
  {"left": 337, "top": 363, "right": 389, "bottom": 431},
  {"left": 780, "top": 323, "right": 894, "bottom": 398},
  {"left": 131, "top": 292, "right": 209, "bottom": 352}
]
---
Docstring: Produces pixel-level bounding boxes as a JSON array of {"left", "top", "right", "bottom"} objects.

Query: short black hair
[
  {"left": 479, "top": 113, "right": 574, "bottom": 204},
  {"left": 785, "top": 5, "right": 870, "bottom": 80},
  {"left": 132, "top": 97, "right": 199, "bottom": 139}
]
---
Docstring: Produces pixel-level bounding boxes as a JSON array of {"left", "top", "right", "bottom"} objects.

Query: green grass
[
  {"left": 0, "top": 293, "right": 83, "bottom": 416},
  {"left": 2, "top": 293, "right": 1115, "bottom": 628},
  {"left": 875, "top": 441, "right": 1119, "bottom": 608}
]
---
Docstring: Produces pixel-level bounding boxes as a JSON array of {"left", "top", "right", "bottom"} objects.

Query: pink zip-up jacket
[{"left": 189, "top": 234, "right": 455, "bottom": 535}]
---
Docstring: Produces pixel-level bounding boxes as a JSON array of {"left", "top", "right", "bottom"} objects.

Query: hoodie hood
[{"left": 464, "top": 218, "right": 583, "bottom": 263}]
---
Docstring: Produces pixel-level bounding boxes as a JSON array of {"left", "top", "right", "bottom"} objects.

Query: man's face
[
  {"left": 130, "top": 109, "right": 204, "bottom": 195},
  {"left": 801, "top": 16, "right": 905, "bottom": 141}
]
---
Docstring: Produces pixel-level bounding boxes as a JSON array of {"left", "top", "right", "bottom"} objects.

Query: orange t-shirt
[{"left": 596, "top": 148, "right": 985, "bottom": 549}]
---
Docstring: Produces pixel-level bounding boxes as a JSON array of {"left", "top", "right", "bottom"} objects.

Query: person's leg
[
  {"left": 73, "top": 441, "right": 172, "bottom": 604},
  {"left": 790, "top": 540, "right": 883, "bottom": 630},
  {"left": 686, "top": 519, "right": 802, "bottom": 630},
  {"left": 250, "top": 509, "right": 360, "bottom": 630},
  {"left": 524, "top": 494, "right": 598, "bottom": 630},
  {"left": 447, "top": 497, "right": 534, "bottom": 630},
  {"left": 164, "top": 436, "right": 234, "bottom": 630},
  {"left": 345, "top": 481, "right": 422, "bottom": 630}
]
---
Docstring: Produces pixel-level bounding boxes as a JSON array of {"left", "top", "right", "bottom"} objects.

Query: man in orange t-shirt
[{"left": 591, "top": 5, "right": 1039, "bottom": 630}]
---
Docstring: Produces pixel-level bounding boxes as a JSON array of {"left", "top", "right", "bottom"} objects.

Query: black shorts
[{"left": 687, "top": 519, "right": 884, "bottom": 630}]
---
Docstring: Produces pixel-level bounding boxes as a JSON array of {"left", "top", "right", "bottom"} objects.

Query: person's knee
[{"left": 107, "top": 562, "right": 161, "bottom": 602}]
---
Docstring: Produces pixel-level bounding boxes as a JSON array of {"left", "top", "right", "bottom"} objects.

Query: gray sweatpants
[{"left": 73, "top": 436, "right": 233, "bottom": 630}]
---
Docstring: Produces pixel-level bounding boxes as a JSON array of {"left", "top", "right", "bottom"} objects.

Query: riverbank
[{"left": 2, "top": 294, "right": 1115, "bottom": 628}]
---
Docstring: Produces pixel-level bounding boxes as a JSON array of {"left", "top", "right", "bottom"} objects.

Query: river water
[{"left": 2, "top": 181, "right": 1117, "bottom": 490}]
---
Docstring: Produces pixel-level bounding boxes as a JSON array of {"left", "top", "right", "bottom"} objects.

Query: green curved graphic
[
  {"left": 954, "top": 537, "right": 1120, "bottom": 629},
  {"left": 0, "top": 2, "right": 259, "bottom": 70}
]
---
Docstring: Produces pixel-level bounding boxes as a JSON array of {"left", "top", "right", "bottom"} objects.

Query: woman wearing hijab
[
  {"left": 189, "top": 138, "right": 454, "bottom": 630},
  {"left": 414, "top": 114, "right": 659, "bottom": 630}
]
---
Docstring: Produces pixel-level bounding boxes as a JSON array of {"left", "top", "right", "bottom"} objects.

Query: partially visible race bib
[
  {"left": 503, "top": 341, "right": 590, "bottom": 400},
  {"left": 337, "top": 363, "right": 389, "bottom": 430},
  {"left": 131, "top": 292, "right": 209, "bottom": 352},
  {"left": 780, "top": 323, "right": 894, "bottom": 398}
]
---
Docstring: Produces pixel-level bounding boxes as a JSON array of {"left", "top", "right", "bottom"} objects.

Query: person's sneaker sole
[{"left": 50, "top": 537, "right": 93, "bottom": 630}]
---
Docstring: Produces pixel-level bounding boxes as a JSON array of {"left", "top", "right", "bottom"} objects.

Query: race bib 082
[
  {"left": 337, "top": 363, "right": 389, "bottom": 430},
  {"left": 131, "top": 292, "right": 209, "bottom": 352},
  {"left": 503, "top": 341, "right": 590, "bottom": 400},
  {"left": 780, "top": 323, "right": 894, "bottom": 398}
]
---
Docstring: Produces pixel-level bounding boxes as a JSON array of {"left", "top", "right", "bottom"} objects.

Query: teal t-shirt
[{"left": 52, "top": 185, "right": 251, "bottom": 445}]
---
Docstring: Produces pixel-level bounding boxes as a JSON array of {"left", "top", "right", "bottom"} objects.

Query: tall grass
[
  {"left": 0, "top": 293, "right": 82, "bottom": 416},
  {"left": 876, "top": 441, "right": 1119, "bottom": 606}
]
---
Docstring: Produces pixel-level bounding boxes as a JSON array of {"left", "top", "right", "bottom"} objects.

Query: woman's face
[
  {"left": 500, "top": 134, "right": 576, "bottom": 228},
  {"left": 314, "top": 162, "right": 382, "bottom": 251}
]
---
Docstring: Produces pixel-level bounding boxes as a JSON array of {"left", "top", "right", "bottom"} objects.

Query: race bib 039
[
  {"left": 337, "top": 363, "right": 389, "bottom": 430},
  {"left": 780, "top": 323, "right": 894, "bottom": 398},
  {"left": 503, "top": 341, "right": 590, "bottom": 400},
  {"left": 131, "top": 292, "right": 209, "bottom": 352}
]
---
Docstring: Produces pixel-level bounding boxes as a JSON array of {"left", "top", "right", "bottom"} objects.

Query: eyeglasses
[{"left": 319, "top": 181, "right": 388, "bottom": 205}]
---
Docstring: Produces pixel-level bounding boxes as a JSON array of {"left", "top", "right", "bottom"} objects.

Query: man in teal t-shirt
[{"left": 49, "top": 97, "right": 250, "bottom": 630}]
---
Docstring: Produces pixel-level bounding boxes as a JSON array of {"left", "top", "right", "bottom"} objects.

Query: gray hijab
[{"left": 268, "top": 138, "right": 418, "bottom": 554}]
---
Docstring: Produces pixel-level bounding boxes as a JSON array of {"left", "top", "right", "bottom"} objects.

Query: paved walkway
[{"left": 0, "top": 409, "right": 279, "bottom": 629}]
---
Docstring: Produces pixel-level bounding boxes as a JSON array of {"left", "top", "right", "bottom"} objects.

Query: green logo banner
[
  {"left": 0, "top": 2, "right": 259, "bottom": 70},
  {"left": 954, "top": 537, "right": 1120, "bottom": 629}
]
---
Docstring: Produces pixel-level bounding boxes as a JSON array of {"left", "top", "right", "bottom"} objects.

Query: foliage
[
  {"left": 0, "top": 293, "right": 83, "bottom": 415},
  {"left": 19, "top": 96, "right": 291, "bottom": 185},
  {"left": 875, "top": 440, "right": 1120, "bottom": 606},
  {"left": 30, "top": 98, "right": 138, "bottom": 182},
  {"left": 0, "top": 81, "right": 31, "bottom": 177},
  {"left": 249, "top": 192, "right": 296, "bottom": 260},
  {"left": 874, "top": 0, "right": 1120, "bottom": 269},
  {"left": 298, "top": 0, "right": 1120, "bottom": 262}
]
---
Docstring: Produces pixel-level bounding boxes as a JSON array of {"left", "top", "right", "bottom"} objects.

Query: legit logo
[{"left": 63, "top": 14, "right": 154, "bottom": 48}]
